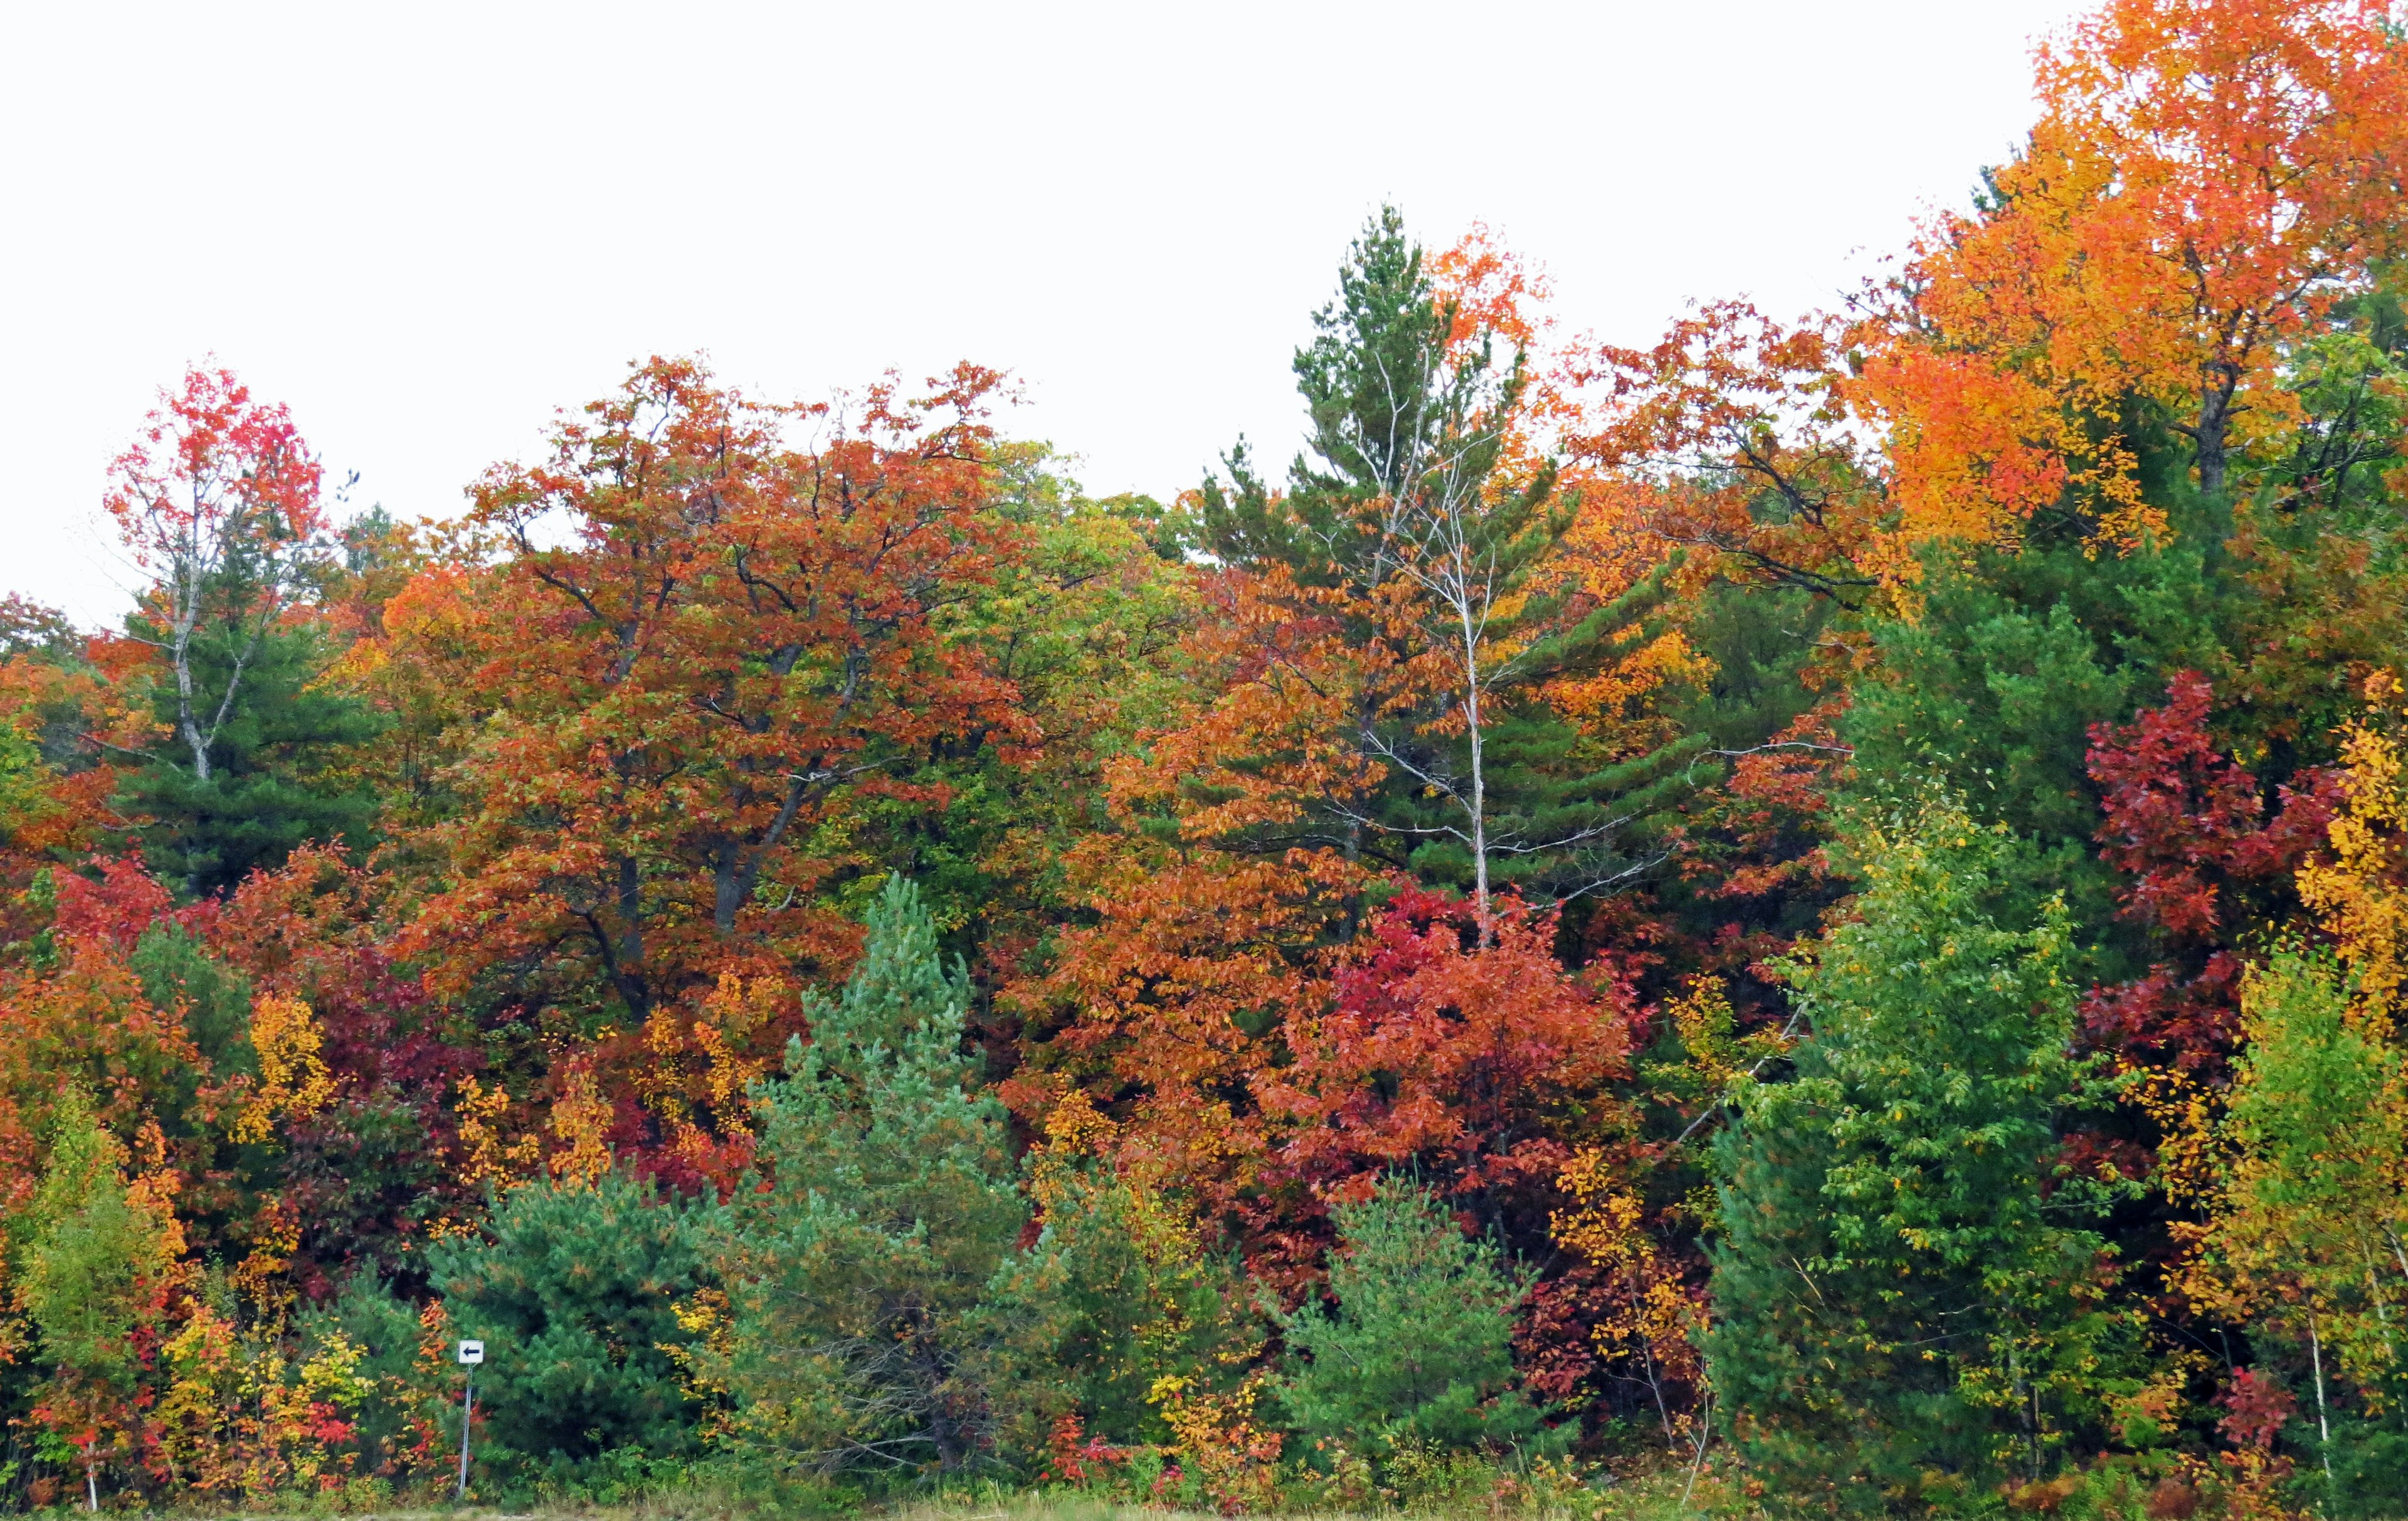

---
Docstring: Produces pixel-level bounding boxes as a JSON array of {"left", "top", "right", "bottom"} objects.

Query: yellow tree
[
  {"left": 2170, "top": 675, "right": 2408, "bottom": 1493},
  {"left": 2172, "top": 956, "right": 2408, "bottom": 1488}
]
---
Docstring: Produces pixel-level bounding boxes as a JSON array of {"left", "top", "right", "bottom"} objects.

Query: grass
[
  {"left": 72, "top": 1460, "right": 1751, "bottom": 1521},
  {"left": 876, "top": 1475, "right": 1736, "bottom": 1521},
  {"left": 557, "top": 1466, "right": 1731, "bottom": 1521}
]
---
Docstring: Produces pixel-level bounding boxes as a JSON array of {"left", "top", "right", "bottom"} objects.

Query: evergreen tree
[
  {"left": 428, "top": 1168, "right": 707, "bottom": 1471},
  {"left": 295, "top": 1270, "right": 444, "bottom": 1483},
  {"left": 707, "top": 876, "right": 1023, "bottom": 1476},
  {"left": 129, "top": 921, "right": 254, "bottom": 1079},
  {"left": 104, "top": 365, "right": 381, "bottom": 899},
  {"left": 1193, "top": 206, "right": 1698, "bottom": 905},
  {"left": 1201, "top": 206, "right": 1504, "bottom": 588},
  {"left": 1275, "top": 1176, "right": 1546, "bottom": 1456},
  {"left": 1702, "top": 798, "right": 2138, "bottom": 1511},
  {"left": 122, "top": 614, "right": 382, "bottom": 899}
]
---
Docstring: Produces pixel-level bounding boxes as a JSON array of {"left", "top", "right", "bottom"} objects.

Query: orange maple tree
[
  {"left": 1568, "top": 303, "right": 1886, "bottom": 608},
  {"left": 364, "top": 358, "right": 1037, "bottom": 1179},
  {"left": 1857, "top": 0, "right": 2408, "bottom": 563},
  {"left": 388, "top": 357, "right": 1032, "bottom": 1020}
]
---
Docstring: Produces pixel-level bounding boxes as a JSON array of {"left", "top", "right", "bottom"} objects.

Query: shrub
[
  {"left": 429, "top": 1166, "right": 709, "bottom": 1470},
  {"left": 1275, "top": 1175, "right": 1547, "bottom": 1456},
  {"left": 973, "top": 1116, "right": 1259, "bottom": 1470}
]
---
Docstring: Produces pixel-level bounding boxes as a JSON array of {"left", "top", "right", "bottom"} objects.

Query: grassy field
[
  {"left": 157, "top": 1470, "right": 1737, "bottom": 1521},
  {"left": 389, "top": 1469, "right": 1735, "bottom": 1521},
  {"left": 935, "top": 1485, "right": 1728, "bottom": 1521},
  {"left": 875, "top": 1482, "right": 1718, "bottom": 1521}
]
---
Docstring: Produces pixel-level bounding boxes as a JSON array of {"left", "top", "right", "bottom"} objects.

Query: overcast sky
[{"left": 0, "top": 1, "right": 2084, "bottom": 627}]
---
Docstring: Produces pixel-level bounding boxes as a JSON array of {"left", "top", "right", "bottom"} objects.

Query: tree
[
  {"left": 1703, "top": 798, "right": 2136, "bottom": 1510},
  {"left": 0, "top": 595, "right": 80, "bottom": 662},
  {"left": 1262, "top": 212, "right": 1552, "bottom": 923},
  {"left": 208, "top": 844, "right": 482, "bottom": 1288},
  {"left": 1260, "top": 888, "right": 1635, "bottom": 1252},
  {"left": 2170, "top": 953, "right": 2408, "bottom": 1510},
  {"left": 103, "top": 366, "right": 328, "bottom": 790},
  {"left": 102, "top": 366, "right": 381, "bottom": 898},
  {"left": 705, "top": 876, "right": 1023, "bottom": 1475},
  {"left": 997, "top": 841, "right": 1354, "bottom": 1278},
  {"left": 0, "top": 861, "right": 223, "bottom": 1207},
  {"left": 971, "top": 1099, "right": 1257, "bottom": 1466},
  {"left": 393, "top": 357, "right": 1030, "bottom": 1028},
  {"left": 2083, "top": 671, "right": 2338, "bottom": 1077},
  {"left": 2156, "top": 682, "right": 2408, "bottom": 1506},
  {"left": 428, "top": 1167, "right": 708, "bottom": 1470},
  {"left": 1856, "top": 0, "right": 2408, "bottom": 554},
  {"left": 0, "top": 620, "right": 164, "bottom": 923},
  {"left": 11, "top": 1087, "right": 184, "bottom": 1507},
  {"left": 1181, "top": 209, "right": 1698, "bottom": 915},
  {"left": 291, "top": 1269, "right": 458, "bottom": 1491},
  {"left": 2296, "top": 679, "right": 2408, "bottom": 1023},
  {"left": 122, "top": 618, "right": 383, "bottom": 899},
  {"left": 843, "top": 445, "right": 1201, "bottom": 972},
  {"left": 1275, "top": 1175, "right": 1545, "bottom": 1456},
  {"left": 1570, "top": 302, "right": 1886, "bottom": 606}
]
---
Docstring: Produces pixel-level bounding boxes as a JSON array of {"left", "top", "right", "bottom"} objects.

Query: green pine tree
[
  {"left": 129, "top": 921, "right": 255, "bottom": 1079},
  {"left": 1193, "top": 206, "right": 1698, "bottom": 904},
  {"left": 1201, "top": 206, "right": 1511, "bottom": 589},
  {"left": 428, "top": 1168, "right": 708, "bottom": 1473},
  {"left": 707, "top": 876, "right": 1024, "bottom": 1476},
  {"left": 972, "top": 1150, "right": 1257, "bottom": 1468},
  {"left": 1275, "top": 1177, "right": 1547, "bottom": 1457},
  {"left": 296, "top": 1270, "right": 447, "bottom": 1482},
  {"left": 124, "top": 613, "right": 382, "bottom": 898}
]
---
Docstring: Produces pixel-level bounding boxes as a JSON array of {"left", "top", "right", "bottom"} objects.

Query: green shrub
[
  {"left": 128, "top": 921, "right": 253, "bottom": 1079},
  {"left": 973, "top": 1147, "right": 1258, "bottom": 1468},
  {"left": 296, "top": 1268, "right": 441, "bottom": 1480},
  {"left": 1275, "top": 1176, "right": 1548, "bottom": 1456},
  {"left": 429, "top": 1167, "right": 709, "bottom": 1470}
]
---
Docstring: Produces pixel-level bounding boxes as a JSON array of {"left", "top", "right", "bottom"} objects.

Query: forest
[{"left": 5, "top": 1, "right": 2408, "bottom": 1517}]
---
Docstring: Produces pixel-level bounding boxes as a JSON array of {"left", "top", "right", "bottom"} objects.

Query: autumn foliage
[{"left": 6, "top": 1, "right": 2408, "bottom": 1511}]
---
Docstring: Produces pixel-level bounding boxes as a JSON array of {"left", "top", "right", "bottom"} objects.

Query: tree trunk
[
  {"left": 1457, "top": 563, "right": 1491, "bottom": 945},
  {"left": 2195, "top": 364, "right": 2241, "bottom": 499}
]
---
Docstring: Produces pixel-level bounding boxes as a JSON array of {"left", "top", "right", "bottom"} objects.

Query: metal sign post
[{"left": 455, "top": 1340, "right": 484, "bottom": 1501}]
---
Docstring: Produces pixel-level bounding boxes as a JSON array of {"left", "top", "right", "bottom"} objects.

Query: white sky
[{"left": 0, "top": 0, "right": 2084, "bottom": 628}]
